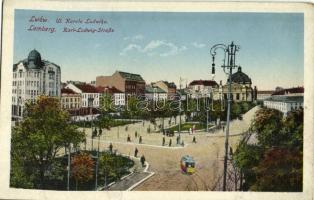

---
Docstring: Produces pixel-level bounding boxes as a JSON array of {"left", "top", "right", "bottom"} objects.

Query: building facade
[
  {"left": 152, "top": 81, "right": 177, "bottom": 99},
  {"left": 187, "top": 80, "right": 218, "bottom": 99},
  {"left": 65, "top": 83, "right": 100, "bottom": 108},
  {"left": 96, "top": 71, "right": 145, "bottom": 96},
  {"left": 213, "top": 67, "right": 256, "bottom": 102},
  {"left": 256, "top": 90, "right": 274, "bottom": 101},
  {"left": 61, "top": 88, "right": 82, "bottom": 110},
  {"left": 12, "top": 50, "right": 61, "bottom": 120},
  {"left": 263, "top": 96, "right": 303, "bottom": 116},
  {"left": 97, "top": 86, "right": 126, "bottom": 106},
  {"left": 145, "top": 85, "right": 167, "bottom": 101}
]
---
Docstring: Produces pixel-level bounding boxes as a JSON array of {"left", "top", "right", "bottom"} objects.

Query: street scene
[{"left": 10, "top": 10, "right": 304, "bottom": 192}]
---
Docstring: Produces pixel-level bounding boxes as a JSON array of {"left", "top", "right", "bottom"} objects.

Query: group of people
[{"left": 127, "top": 133, "right": 143, "bottom": 144}]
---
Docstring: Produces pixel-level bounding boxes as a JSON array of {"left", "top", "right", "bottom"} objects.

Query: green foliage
[
  {"left": 234, "top": 107, "right": 303, "bottom": 191},
  {"left": 10, "top": 96, "right": 85, "bottom": 189},
  {"left": 251, "top": 147, "right": 302, "bottom": 191},
  {"left": 71, "top": 153, "right": 94, "bottom": 190}
]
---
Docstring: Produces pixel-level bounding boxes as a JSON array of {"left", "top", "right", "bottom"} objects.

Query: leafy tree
[
  {"left": 252, "top": 108, "right": 283, "bottom": 147},
  {"left": 251, "top": 147, "right": 302, "bottom": 191},
  {"left": 11, "top": 96, "right": 85, "bottom": 189},
  {"left": 71, "top": 153, "right": 94, "bottom": 190}
]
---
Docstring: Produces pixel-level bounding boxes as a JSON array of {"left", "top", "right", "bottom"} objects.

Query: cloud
[
  {"left": 123, "top": 34, "right": 144, "bottom": 41},
  {"left": 120, "top": 40, "right": 187, "bottom": 57},
  {"left": 191, "top": 42, "right": 206, "bottom": 48}
]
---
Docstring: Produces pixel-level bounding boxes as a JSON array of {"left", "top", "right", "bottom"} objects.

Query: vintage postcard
[{"left": 0, "top": 0, "right": 313, "bottom": 200}]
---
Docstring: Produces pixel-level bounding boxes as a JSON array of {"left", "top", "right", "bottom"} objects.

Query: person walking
[
  {"left": 222, "top": 126, "right": 225, "bottom": 132},
  {"left": 139, "top": 136, "right": 142, "bottom": 144},
  {"left": 135, "top": 131, "right": 138, "bottom": 138},
  {"left": 109, "top": 143, "right": 113, "bottom": 153},
  {"left": 162, "top": 137, "right": 165, "bottom": 146},
  {"left": 169, "top": 139, "right": 172, "bottom": 147},
  {"left": 176, "top": 135, "right": 180, "bottom": 145},
  {"left": 127, "top": 134, "right": 131, "bottom": 142},
  {"left": 140, "top": 155, "right": 146, "bottom": 167},
  {"left": 134, "top": 147, "right": 139, "bottom": 158},
  {"left": 192, "top": 136, "right": 196, "bottom": 143}
]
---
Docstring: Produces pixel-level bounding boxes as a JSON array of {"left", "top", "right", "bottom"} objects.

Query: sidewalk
[{"left": 106, "top": 155, "right": 154, "bottom": 191}]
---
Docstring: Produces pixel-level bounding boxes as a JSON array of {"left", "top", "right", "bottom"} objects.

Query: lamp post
[
  {"left": 210, "top": 41, "right": 240, "bottom": 191},
  {"left": 88, "top": 97, "right": 94, "bottom": 150},
  {"left": 95, "top": 127, "right": 102, "bottom": 190}
]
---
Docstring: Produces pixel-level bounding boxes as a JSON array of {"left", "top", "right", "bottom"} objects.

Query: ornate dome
[
  {"left": 28, "top": 49, "right": 42, "bottom": 68},
  {"left": 228, "top": 67, "right": 252, "bottom": 85}
]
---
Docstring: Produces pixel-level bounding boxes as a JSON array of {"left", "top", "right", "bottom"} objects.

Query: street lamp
[
  {"left": 94, "top": 127, "right": 102, "bottom": 191},
  {"left": 210, "top": 41, "right": 240, "bottom": 191},
  {"left": 88, "top": 97, "right": 94, "bottom": 150}
]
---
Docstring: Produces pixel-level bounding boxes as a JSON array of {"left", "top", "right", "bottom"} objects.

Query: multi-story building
[
  {"left": 256, "top": 90, "right": 274, "bottom": 101},
  {"left": 187, "top": 80, "right": 218, "bottom": 99},
  {"left": 145, "top": 85, "right": 167, "bottom": 101},
  {"left": 61, "top": 88, "right": 81, "bottom": 109},
  {"left": 263, "top": 96, "right": 303, "bottom": 116},
  {"left": 213, "top": 67, "right": 256, "bottom": 102},
  {"left": 12, "top": 49, "right": 61, "bottom": 120},
  {"left": 65, "top": 83, "right": 100, "bottom": 108},
  {"left": 96, "top": 71, "right": 145, "bottom": 96},
  {"left": 97, "top": 86, "right": 125, "bottom": 106},
  {"left": 152, "top": 81, "right": 177, "bottom": 99}
]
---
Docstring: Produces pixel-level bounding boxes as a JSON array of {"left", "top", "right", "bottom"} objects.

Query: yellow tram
[{"left": 180, "top": 155, "right": 196, "bottom": 174}]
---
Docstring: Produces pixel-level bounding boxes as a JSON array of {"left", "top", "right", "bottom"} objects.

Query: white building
[
  {"left": 65, "top": 83, "right": 100, "bottom": 108},
  {"left": 187, "top": 80, "right": 218, "bottom": 99},
  {"left": 96, "top": 86, "right": 126, "bottom": 106},
  {"left": 12, "top": 50, "right": 61, "bottom": 120},
  {"left": 145, "top": 85, "right": 167, "bottom": 101},
  {"left": 263, "top": 96, "right": 303, "bottom": 116}
]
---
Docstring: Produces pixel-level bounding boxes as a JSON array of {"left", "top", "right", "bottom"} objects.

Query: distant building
[
  {"left": 152, "top": 81, "right": 177, "bottom": 99},
  {"left": 97, "top": 86, "right": 125, "bottom": 106},
  {"left": 257, "top": 90, "right": 274, "bottom": 101},
  {"left": 263, "top": 96, "right": 303, "bottom": 116},
  {"left": 12, "top": 49, "right": 61, "bottom": 120},
  {"left": 96, "top": 71, "right": 146, "bottom": 96},
  {"left": 65, "top": 83, "right": 100, "bottom": 108},
  {"left": 271, "top": 87, "right": 304, "bottom": 96},
  {"left": 213, "top": 67, "right": 256, "bottom": 102},
  {"left": 145, "top": 85, "right": 167, "bottom": 101},
  {"left": 61, "top": 88, "right": 81, "bottom": 110},
  {"left": 187, "top": 80, "right": 218, "bottom": 99}
]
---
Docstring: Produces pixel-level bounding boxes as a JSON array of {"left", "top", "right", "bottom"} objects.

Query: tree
[
  {"left": 251, "top": 147, "right": 302, "bottom": 191},
  {"left": 11, "top": 96, "right": 85, "bottom": 189},
  {"left": 252, "top": 108, "right": 283, "bottom": 147},
  {"left": 71, "top": 153, "right": 94, "bottom": 190}
]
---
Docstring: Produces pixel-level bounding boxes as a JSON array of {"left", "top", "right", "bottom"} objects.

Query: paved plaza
[{"left": 81, "top": 106, "right": 260, "bottom": 190}]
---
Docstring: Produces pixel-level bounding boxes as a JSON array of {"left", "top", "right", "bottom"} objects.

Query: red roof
[
  {"left": 189, "top": 80, "right": 218, "bottom": 87},
  {"left": 75, "top": 84, "right": 99, "bottom": 93},
  {"left": 96, "top": 86, "right": 123, "bottom": 94},
  {"left": 272, "top": 87, "right": 304, "bottom": 96},
  {"left": 61, "top": 88, "right": 77, "bottom": 94}
]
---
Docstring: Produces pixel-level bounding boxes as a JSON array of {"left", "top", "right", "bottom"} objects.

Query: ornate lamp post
[{"left": 210, "top": 41, "right": 240, "bottom": 191}]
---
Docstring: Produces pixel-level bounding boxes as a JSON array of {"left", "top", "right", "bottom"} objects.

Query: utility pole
[{"left": 210, "top": 41, "right": 240, "bottom": 191}]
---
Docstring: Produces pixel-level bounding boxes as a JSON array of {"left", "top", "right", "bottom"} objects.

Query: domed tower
[
  {"left": 28, "top": 49, "right": 42, "bottom": 68},
  {"left": 227, "top": 66, "right": 252, "bottom": 86}
]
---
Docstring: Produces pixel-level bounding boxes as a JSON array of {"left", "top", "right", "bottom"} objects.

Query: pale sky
[{"left": 14, "top": 10, "right": 304, "bottom": 90}]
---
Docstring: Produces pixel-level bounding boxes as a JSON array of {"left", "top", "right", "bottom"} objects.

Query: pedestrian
[
  {"left": 125, "top": 126, "right": 128, "bottom": 132},
  {"left": 109, "top": 143, "right": 113, "bottom": 153},
  {"left": 189, "top": 128, "right": 192, "bottom": 135},
  {"left": 222, "top": 126, "right": 225, "bottom": 132},
  {"left": 176, "top": 135, "right": 180, "bottom": 144},
  {"left": 139, "top": 136, "right": 142, "bottom": 144},
  {"left": 143, "top": 121, "right": 145, "bottom": 127},
  {"left": 135, "top": 131, "right": 138, "bottom": 138},
  {"left": 140, "top": 155, "right": 146, "bottom": 167},
  {"left": 192, "top": 136, "right": 196, "bottom": 143},
  {"left": 169, "top": 139, "right": 172, "bottom": 147},
  {"left": 134, "top": 147, "right": 138, "bottom": 157},
  {"left": 127, "top": 134, "right": 131, "bottom": 142},
  {"left": 181, "top": 140, "right": 185, "bottom": 147},
  {"left": 162, "top": 137, "right": 165, "bottom": 146}
]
